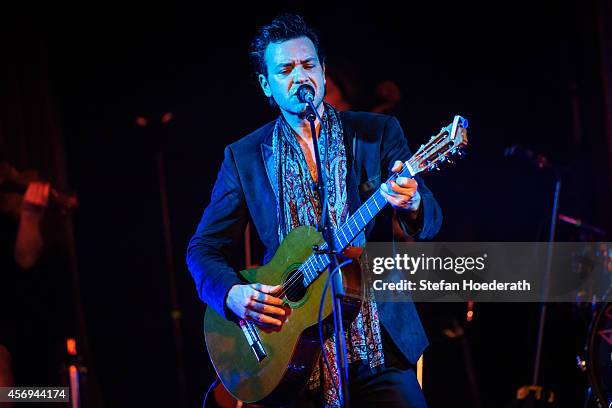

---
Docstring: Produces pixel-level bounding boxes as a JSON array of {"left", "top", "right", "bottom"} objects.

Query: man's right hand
[{"left": 226, "top": 283, "right": 285, "bottom": 327}]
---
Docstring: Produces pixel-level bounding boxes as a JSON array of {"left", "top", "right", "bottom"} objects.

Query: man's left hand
[{"left": 380, "top": 160, "right": 421, "bottom": 212}]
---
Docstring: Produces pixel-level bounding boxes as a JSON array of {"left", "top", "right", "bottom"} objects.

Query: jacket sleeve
[
  {"left": 186, "top": 145, "right": 246, "bottom": 320},
  {"left": 380, "top": 116, "right": 443, "bottom": 240}
]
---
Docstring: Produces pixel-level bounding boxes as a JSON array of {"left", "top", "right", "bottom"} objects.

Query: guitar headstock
[{"left": 404, "top": 115, "right": 468, "bottom": 177}]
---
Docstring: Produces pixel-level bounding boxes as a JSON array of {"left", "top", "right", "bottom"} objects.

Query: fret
[
  {"left": 301, "top": 264, "right": 311, "bottom": 285},
  {"left": 351, "top": 218, "right": 361, "bottom": 233},
  {"left": 338, "top": 228, "right": 348, "bottom": 247},
  {"left": 345, "top": 221, "right": 356, "bottom": 237},
  {"left": 335, "top": 236, "right": 344, "bottom": 251},
  {"left": 346, "top": 222, "right": 355, "bottom": 242},
  {"left": 357, "top": 209, "right": 366, "bottom": 226},
  {"left": 365, "top": 201, "right": 374, "bottom": 217},
  {"left": 303, "top": 263, "right": 312, "bottom": 285},
  {"left": 370, "top": 196, "right": 380, "bottom": 211},
  {"left": 309, "top": 259, "right": 317, "bottom": 275},
  {"left": 309, "top": 260, "right": 317, "bottom": 278},
  {"left": 372, "top": 195, "right": 384, "bottom": 210},
  {"left": 307, "top": 263, "right": 315, "bottom": 282},
  {"left": 315, "top": 255, "right": 325, "bottom": 270}
]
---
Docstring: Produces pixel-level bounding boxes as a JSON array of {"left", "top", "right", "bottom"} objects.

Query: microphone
[{"left": 297, "top": 84, "right": 315, "bottom": 103}]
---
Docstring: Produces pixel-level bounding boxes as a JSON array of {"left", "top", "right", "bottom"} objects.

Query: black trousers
[{"left": 294, "top": 327, "right": 427, "bottom": 408}]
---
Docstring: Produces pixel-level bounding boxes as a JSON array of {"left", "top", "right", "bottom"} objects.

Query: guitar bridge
[{"left": 239, "top": 320, "right": 267, "bottom": 362}]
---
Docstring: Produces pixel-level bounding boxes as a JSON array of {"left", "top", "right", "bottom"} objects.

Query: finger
[
  {"left": 250, "top": 285, "right": 284, "bottom": 305},
  {"left": 251, "top": 283, "right": 283, "bottom": 301},
  {"left": 388, "top": 182, "right": 416, "bottom": 198},
  {"left": 247, "top": 300, "right": 285, "bottom": 316},
  {"left": 245, "top": 309, "right": 282, "bottom": 326},
  {"left": 380, "top": 189, "right": 400, "bottom": 205},
  {"left": 251, "top": 290, "right": 284, "bottom": 306},
  {"left": 391, "top": 160, "right": 402, "bottom": 173},
  {"left": 394, "top": 177, "right": 418, "bottom": 189},
  {"left": 380, "top": 189, "right": 410, "bottom": 208},
  {"left": 252, "top": 283, "right": 281, "bottom": 294},
  {"left": 381, "top": 181, "right": 398, "bottom": 196}
]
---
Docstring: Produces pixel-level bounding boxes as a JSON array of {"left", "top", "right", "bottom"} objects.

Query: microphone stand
[
  {"left": 305, "top": 101, "right": 350, "bottom": 408},
  {"left": 506, "top": 145, "right": 562, "bottom": 401},
  {"left": 532, "top": 173, "right": 561, "bottom": 386}
]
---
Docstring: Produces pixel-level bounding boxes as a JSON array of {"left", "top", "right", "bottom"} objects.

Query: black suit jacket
[{"left": 187, "top": 111, "right": 442, "bottom": 364}]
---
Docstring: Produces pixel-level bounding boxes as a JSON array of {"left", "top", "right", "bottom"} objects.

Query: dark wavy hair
[{"left": 249, "top": 14, "right": 325, "bottom": 79}]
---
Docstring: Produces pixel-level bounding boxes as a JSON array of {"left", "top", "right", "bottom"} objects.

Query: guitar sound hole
[{"left": 284, "top": 269, "right": 307, "bottom": 302}]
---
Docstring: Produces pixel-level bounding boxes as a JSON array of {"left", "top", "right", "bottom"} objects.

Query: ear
[{"left": 258, "top": 74, "right": 272, "bottom": 97}]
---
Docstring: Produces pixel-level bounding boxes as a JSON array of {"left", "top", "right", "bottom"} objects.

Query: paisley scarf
[{"left": 271, "top": 103, "right": 384, "bottom": 407}]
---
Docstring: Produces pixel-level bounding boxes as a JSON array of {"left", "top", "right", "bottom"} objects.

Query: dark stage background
[{"left": 1, "top": 1, "right": 611, "bottom": 407}]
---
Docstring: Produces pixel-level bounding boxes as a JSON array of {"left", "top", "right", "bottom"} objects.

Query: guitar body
[{"left": 204, "top": 225, "right": 364, "bottom": 405}]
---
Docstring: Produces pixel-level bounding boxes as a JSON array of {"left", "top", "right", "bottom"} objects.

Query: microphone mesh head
[{"left": 297, "top": 84, "right": 315, "bottom": 103}]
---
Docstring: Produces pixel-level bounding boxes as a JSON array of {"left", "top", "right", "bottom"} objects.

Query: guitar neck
[{"left": 299, "top": 114, "right": 469, "bottom": 287}]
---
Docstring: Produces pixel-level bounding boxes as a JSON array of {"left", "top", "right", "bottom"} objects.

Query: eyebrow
[{"left": 275, "top": 58, "right": 317, "bottom": 69}]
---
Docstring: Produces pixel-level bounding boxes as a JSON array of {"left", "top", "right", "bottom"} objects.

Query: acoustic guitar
[{"left": 203, "top": 115, "right": 469, "bottom": 405}]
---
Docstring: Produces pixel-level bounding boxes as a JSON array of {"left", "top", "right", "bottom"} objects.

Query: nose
[{"left": 292, "top": 66, "right": 308, "bottom": 84}]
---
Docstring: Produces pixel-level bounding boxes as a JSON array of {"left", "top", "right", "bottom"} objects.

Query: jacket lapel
[
  {"left": 260, "top": 139, "right": 277, "bottom": 200},
  {"left": 258, "top": 127, "right": 281, "bottom": 259}
]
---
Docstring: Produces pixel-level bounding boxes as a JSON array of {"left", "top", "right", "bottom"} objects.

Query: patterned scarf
[{"left": 272, "top": 103, "right": 384, "bottom": 407}]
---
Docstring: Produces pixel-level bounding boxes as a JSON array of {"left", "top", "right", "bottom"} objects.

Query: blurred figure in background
[
  {"left": 0, "top": 162, "right": 65, "bottom": 388},
  {"left": 324, "top": 74, "right": 352, "bottom": 111}
]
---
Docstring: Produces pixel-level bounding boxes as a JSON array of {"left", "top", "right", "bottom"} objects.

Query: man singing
[{"left": 188, "top": 13, "right": 442, "bottom": 407}]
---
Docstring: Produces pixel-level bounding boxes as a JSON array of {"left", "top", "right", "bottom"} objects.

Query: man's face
[{"left": 259, "top": 36, "right": 326, "bottom": 117}]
